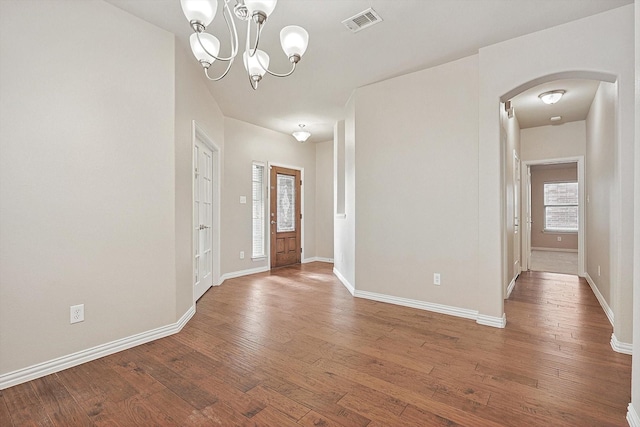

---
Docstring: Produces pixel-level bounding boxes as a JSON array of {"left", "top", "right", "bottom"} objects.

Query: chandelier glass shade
[{"left": 181, "top": 0, "right": 309, "bottom": 90}]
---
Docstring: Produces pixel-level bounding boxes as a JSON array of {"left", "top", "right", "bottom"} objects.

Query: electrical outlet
[
  {"left": 70, "top": 304, "right": 84, "bottom": 324},
  {"left": 557, "top": 236, "right": 562, "bottom": 242},
  {"left": 240, "top": 251, "right": 245, "bottom": 259},
  {"left": 433, "top": 273, "right": 441, "bottom": 286}
]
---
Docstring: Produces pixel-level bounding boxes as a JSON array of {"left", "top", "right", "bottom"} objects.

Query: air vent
[{"left": 342, "top": 8, "right": 382, "bottom": 33}]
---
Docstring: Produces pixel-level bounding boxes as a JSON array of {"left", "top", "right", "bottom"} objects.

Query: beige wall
[
  {"left": 520, "top": 121, "right": 586, "bottom": 162},
  {"left": 0, "top": 0, "right": 176, "bottom": 374},
  {"left": 632, "top": 0, "right": 640, "bottom": 416},
  {"left": 315, "top": 140, "right": 334, "bottom": 260},
  {"left": 222, "top": 118, "right": 317, "bottom": 274},
  {"left": 530, "top": 165, "right": 579, "bottom": 250},
  {"left": 334, "top": 111, "right": 356, "bottom": 292},
  {"left": 585, "top": 82, "right": 617, "bottom": 327},
  {"left": 503, "top": 109, "right": 521, "bottom": 289},
  {"left": 353, "top": 55, "right": 480, "bottom": 310},
  {"left": 478, "top": 5, "right": 634, "bottom": 325},
  {"left": 174, "top": 43, "right": 225, "bottom": 316}
]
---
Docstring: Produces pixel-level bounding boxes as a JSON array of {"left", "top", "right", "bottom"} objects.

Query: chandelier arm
[
  {"left": 256, "top": 56, "right": 297, "bottom": 78},
  {"left": 204, "top": 59, "right": 235, "bottom": 81},
  {"left": 223, "top": 0, "right": 239, "bottom": 58},
  {"left": 246, "top": 20, "right": 264, "bottom": 57},
  {"left": 194, "top": 1, "right": 239, "bottom": 63}
]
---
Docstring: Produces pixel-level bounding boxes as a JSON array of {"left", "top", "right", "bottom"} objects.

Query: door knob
[{"left": 271, "top": 221, "right": 276, "bottom": 225}]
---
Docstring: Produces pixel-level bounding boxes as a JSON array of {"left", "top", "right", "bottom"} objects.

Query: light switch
[{"left": 240, "top": 196, "right": 246, "bottom": 204}]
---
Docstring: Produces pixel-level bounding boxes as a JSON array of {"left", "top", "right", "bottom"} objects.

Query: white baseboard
[
  {"left": 627, "top": 403, "right": 640, "bottom": 427},
  {"left": 302, "top": 257, "right": 334, "bottom": 264},
  {"left": 477, "top": 313, "right": 507, "bottom": 328},
  {"left": 531, "top": 247, "right": 578, "bottom": 253},
  {"left": 611, "top": 333, "right": 633, "bottom": 355},
  {"left": 354, "top": 290, "right": 479, "bottom": 321},
  {"left": 0, "top": 306, "right": 196, "bottom": 391},
  {"left": 333, "top": 267, "right": 354, "bottom": 295},
  {"left": 351, "top": 288, "right": 506, "bottom": 329},
  {"left": 506, "top": 275, "right": 517, "bottom": 299},
  {"left": 220, "top": 266, "right": 270, "bottom": 282},
  {"left": 584, "top": 273, "right": 614, "bottom": 326}
]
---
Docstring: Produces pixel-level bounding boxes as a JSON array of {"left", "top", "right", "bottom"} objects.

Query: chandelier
[{"left": 180, "top": 0, "right": 309, "bottom": 90}]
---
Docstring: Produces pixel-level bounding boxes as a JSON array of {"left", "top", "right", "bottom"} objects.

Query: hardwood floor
[{"left": 0, "top": 263, "right": 631, "bottom": 426}]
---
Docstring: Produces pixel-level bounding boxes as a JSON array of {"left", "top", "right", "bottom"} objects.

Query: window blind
[
  {"left": 544, "top": 182, "right": 578, "bottom": 232},
  {"left": 252, "top": 163, "right": 265, "bottom": 257}
]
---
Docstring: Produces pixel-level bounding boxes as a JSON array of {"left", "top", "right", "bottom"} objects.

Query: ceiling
[
  {"left": 511, "top": 79, "right": 601, "bottom": 129},
  {"left": 104, "top": 0, "right": 631, "bottom": 142}
]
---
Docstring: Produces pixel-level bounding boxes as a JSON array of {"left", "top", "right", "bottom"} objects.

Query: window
[
  {"left": 252, "top": 163, "right": 265, "bottom": 258},
  {"left": 544, "top": 182, "right": 578, "bottom": 232}
]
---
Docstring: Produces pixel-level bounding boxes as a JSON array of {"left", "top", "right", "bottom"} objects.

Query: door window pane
[{"left": 277, "top": 174, "right": 295, "bottom": 232}]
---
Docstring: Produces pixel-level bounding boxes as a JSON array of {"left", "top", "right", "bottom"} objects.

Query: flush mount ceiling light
[
  {"left": 181, "top": 0, "right": 309, "bottom": 90},
  {"left": 538, "top": 90, "right": 566, "bottom": 105},
  {"left": 292, "top": 124, "right": 311, "bottom": 142}
]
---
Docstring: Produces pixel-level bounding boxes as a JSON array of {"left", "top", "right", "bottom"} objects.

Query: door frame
[
  {"left": 521, "top": 156, "right": 585, "bottom": 276},
  {"left": 513, "top": 149, "right": 521, "bottom": 277},
  {"left": 267, "top": 162, "right": 305, "bottom": 268},
  {"left": 192, "top": 121, "right": 221, "bottom": 302}
]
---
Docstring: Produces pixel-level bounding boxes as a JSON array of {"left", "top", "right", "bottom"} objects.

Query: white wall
[
  {"left": 174, "top": 43, "right": 225, "bottom": 314},
  {"left": 315, "top": 140, "right": 334, "bottom": 260},
  {"left": 585, "top": 82, "right": 617, "bottom": 319},
  {"left": 478, "top": 5, "right": 634, "bottom": 326},
  {"left": 520, "top": 121, "right": 587, "bottom": 161},
  {"left": 503, "top": 109, "right": 521, "bottom": 289},
  {"left": 0, "top": 1, "right": 176, "bottom": 374},
  {"left": 352, "top": 55, "right": 480, "bottom": 311},
  {"left": 334, "top": 110, "right": 356, "bottom": 293},
  {"left": 631, "top": 0, "right": 640, "bottom": 421},
  {"left": 222, "top": 118, "right": 317, "bottom": 274}
]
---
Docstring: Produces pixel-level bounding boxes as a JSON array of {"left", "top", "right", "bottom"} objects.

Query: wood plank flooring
[{"left": 0, "top": 263, "right": 631, "bottom": 426}]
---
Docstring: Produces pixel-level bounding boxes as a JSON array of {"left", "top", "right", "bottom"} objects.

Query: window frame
[
  {"left": 251, "top": 162, "right": 267, "bottom": 259},
  {"left": 543, "top": 180, "right": 579, "bottom": 233}
]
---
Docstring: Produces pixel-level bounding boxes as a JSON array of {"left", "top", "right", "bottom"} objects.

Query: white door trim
[
  {"left": 267, "top": 162, "right": 304, "bottom": 269},
  {"left": 522, "top": 156, "right": 585, "bottom": 276},
  {"left": 192, "top": 121, "right": 221, "bottom": 302}
]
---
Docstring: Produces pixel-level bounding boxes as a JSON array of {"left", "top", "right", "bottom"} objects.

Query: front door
[
  {"left": 194, "top": 139, "right": 213, "bottom": 300},
  {"left": 270, "top": 166, "right": 301, "bottom": 268}
]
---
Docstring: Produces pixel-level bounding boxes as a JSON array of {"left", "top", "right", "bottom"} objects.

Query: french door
[{"left": 194, "top": 139, "right": 214, "bottom": 300}]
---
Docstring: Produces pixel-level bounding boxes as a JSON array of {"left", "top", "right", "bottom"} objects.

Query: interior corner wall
[
  {"left": 632, "top": 0, "right": 640, "bottom": 416},
  {"left": 0, "top": 0, "right": 176, "bottom": 375},
  {"left": 520, "top": 121, "right": 587, "bottom": 162},
  {"left": 503, "top": 109, "right": 521, "bottom": 289},
  {"left": 353, "top": 55, "right": 480, "bottom": 311},
  {"left": 478, "top": 4, "right": 634, "bottom": 323},
  {"left": 315, "top": 140, "right": 334, "bottom": 260},
  {"left": 174, "top": 43, "right": 225, "bottom": 316},
  {"left": 334, "top": 106, "right": 356, "bottom": 291},
  {"left": 222, "top": 118, "right": 317, "bottom": 275},
  {"left": 586, "top": 82, "right": 616, "bottom": 316}
]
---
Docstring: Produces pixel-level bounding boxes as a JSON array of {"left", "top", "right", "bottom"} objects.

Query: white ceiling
[
  {"left": 511, "top": 79, "right": 601, "bottom": 129},
  {"left": 104, "top": 0, "right": 631, "bottom": 142}
]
